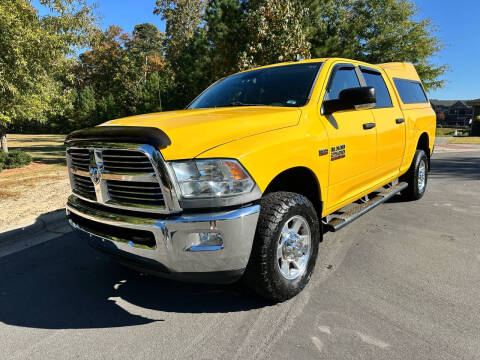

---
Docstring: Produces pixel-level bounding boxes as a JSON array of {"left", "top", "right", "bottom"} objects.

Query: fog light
[{"left": 185, "top": 232, "right": 224, "bottom": 252}]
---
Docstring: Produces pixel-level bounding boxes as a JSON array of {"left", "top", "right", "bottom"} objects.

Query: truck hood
[{"left": 103, "top": 107, "right": 301, "bottom": 160}]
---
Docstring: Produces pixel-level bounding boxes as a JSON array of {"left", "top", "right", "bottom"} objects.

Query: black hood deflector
[{"left": 65, "top": 126, "right": 171, "bottom": 148}]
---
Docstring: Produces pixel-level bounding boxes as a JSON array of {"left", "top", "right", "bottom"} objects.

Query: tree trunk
[{"left": 0, "top": 132, "right": 7, "bottom": 153}]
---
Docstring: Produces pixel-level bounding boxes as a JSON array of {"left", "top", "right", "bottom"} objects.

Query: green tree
[
  {"left": 154, "top": 0, "right": 446, "bottom": 110},
  {"left": 139, "top": 72, "right": 163, "bottom": 113},
  {"left": 154, "top": 0, "right": 208, "bottom": 60},
  {"left": 74, "top": 24, "right": 169, "bottom": 125},
  {"left": 128, "top": 23, "right": 166, "bottom": 84},
  {"left": 306, "top": 0, "right": 446, "bottom": 90},
  {"left": 239, "top": 0, "right": 311, "bottom": 70},
  {"left": 165, "top": 29, "right": 213, "bottom": 108},
  {"left": 205, "top": 0, "right": 248, "bottom": 78},
  {"left": 155, "top": 0, "right": 312, "bottom": 108},
  {"left": 154, "top": 1, "right": 214, "bottom": 109},
  {"left": 131, "top": 23, "right": 165, "bottom": 54},
  {"left": 76, "top": 86, "right": 97, "bottom": 129},
  {"left": 129, "top": 24, "right": 169, "bottom": 112},
  {"left": 77, "top": 26, "right": 145, "bottom": 121},
  {"left": 0, "top": 0, "right": 96, "bottom": 151}
]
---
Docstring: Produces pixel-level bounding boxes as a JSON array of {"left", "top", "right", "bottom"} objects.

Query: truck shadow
[
  {"left": 429, "top": 153, "right": 480, "bottom": 180},
  {"left": 0, "top": 232, "right": 268, "bottom": 330}
]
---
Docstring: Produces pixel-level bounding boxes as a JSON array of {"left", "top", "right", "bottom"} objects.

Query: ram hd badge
[{"left": 331, "top": 144, "right": 346, "bottom": 161}]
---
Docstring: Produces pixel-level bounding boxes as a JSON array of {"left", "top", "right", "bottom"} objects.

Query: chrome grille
[
  {"left": 102, "top": 149, "right": 154, "bottom": 173},
  {"left": 72, "top": 174, "right": 96, "bottom": 200},
  {"left": 67, "top": 148, "right": 90, "bottom": 171},
  {"left": 107, "top": 180, "right": 165, "bottom": 207},
  {"left": 66, "top": 144, "right": 180, "bottom": 214}
]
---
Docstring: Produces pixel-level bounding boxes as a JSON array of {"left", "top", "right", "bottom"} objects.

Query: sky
[
  {"left": 32, "top": 0, "right": 479, "bottom": 100},
  {"left": 414, "top": 0, "right": 480, "bottom": 100}
]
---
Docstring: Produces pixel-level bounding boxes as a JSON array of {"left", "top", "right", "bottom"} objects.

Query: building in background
[
  {"left": 466, "top": 99, "right": 480, "bottom": 120},
  {"left": 430, "top": 100, "right": 473, "bottom": 127}
]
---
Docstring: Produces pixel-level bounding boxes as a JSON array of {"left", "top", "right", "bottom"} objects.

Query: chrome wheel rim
[
  {"left": 276, "top": 215, "right": 311, "bottom": 280},
  {"left": 418, "top": 160, "right": 426, "bottom": 193}
]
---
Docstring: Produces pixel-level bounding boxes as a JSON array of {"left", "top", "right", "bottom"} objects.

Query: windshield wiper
[{"left": 227, "top": 101, "right": 268, "bottom": 107}]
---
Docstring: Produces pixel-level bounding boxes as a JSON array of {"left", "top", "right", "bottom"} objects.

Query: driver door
[{"left": 321, "top": 63, "right": 378, "bottom": 212}]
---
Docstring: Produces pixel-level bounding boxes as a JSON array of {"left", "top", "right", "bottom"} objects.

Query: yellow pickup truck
[{"left": 65, "top": 58, "right": 436, "bottom": 301}]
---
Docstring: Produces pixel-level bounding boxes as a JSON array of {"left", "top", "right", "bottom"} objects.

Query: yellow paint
[{"left": 103, "top": 58, "right": 436, "bottom": 217}]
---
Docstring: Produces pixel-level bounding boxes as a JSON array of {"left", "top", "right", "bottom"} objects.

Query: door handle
[
  {"left": 396, "top": 118, "right": 405, "bottom": 124},
  {"left": 363, "top": 123, "right": 376, "bottom": 130}
]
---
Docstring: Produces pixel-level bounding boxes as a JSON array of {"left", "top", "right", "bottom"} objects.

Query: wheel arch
[
  {"left": 417, "top": 132, "right": 430, "bottom": 170},
  {"left": 263, "top": 166, "right": 322, "bottom": 215}
]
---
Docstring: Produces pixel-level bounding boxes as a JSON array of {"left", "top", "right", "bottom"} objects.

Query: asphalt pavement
[{"left": 1, "top": 150, "right": 479, "bottom": 360}]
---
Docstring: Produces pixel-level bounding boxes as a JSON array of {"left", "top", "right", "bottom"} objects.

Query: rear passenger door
[{"left": 360, "top": 67, "right": 406, "bottom": 182}]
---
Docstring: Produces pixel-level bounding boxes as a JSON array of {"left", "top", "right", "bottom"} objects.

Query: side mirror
[{"left": 323, "top": 86, "right": 376, "bottom": 115}]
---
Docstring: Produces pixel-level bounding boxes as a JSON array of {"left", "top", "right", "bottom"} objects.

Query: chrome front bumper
[{"left": 66, "top": 195, "right": 260, "bottom": 284}]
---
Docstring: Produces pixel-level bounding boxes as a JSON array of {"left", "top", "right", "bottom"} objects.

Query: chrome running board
[{"left": 326, "top": 182, "right": 408, "bottom": 232}]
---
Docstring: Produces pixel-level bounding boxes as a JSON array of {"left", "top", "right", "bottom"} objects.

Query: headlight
[{"left": 169, "top": 159, "right": 255, "bottom": 198}]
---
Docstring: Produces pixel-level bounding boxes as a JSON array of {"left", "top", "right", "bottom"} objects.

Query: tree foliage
[
  {"left": 238, "top": 0, "right": 311, "bottom": 70},
  {"left": 154, "top": 0, "right": 445, "bottom": 108},
  {"left": 159, "top": 0, "right": 313, "bottom": 107},
  {"left": 2, "top": 0, "right": 447, "bottom": 142},
  {"left": 0, "top": 0, "right": 96, "bottom": 149},
  {"left": 305, "top": 0, "right": 446, "bottom": 90},
  {"left": 154, "top": 0, "right": 208, "bottom": 60},
  {"left": 71, "top": 24, "right": 168, "bottom": 129},
  {"left": 0, "top": 0, "right": 95, "bottom": 122},
  {"left": 205, "top": 0, "right": 248, "bottom": 78}
]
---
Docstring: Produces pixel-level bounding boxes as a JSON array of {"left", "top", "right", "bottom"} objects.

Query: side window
[
  {"left": 361, "top": 70, "right": 392, "bottom": 108},
  {"left": 326, "top": 67, "right": 360, "bottom": 100},
  {"left": 393, "top": 78, "right": 428, "bottom": 104}
]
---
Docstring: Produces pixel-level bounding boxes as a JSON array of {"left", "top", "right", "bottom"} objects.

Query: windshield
[{"left": 188, "top": 63, "right": 322, "bottom": 109}]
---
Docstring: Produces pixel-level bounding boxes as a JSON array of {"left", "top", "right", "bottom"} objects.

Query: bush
[
  {"left": 0, "top": 150, "right": 7, "bottom": 172},
  {"left": 472, "top": 116, "right": 480, "bottom": 137},
  {"left": 0, "top": 150, "right": 32, "bottom": 172}
]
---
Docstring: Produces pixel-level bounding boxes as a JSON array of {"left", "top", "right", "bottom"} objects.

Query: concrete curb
[{"left": 0, "top": 209, "right": 70, "bottom": 243}]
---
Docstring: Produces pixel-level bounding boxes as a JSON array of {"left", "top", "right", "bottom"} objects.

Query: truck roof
[
  {"left": 376, "top": 62, "right": 421, "bottom": 82},
  {"left": 248, "top": 58, "right": 422, "bottom": 82}
]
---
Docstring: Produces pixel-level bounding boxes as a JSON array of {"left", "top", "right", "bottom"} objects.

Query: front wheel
[
  {"left": 243, "top": 192, "right": 321, "bottom": 302},
  {"left": 400, "top": 149, "right": 428, "bottom": 201}
]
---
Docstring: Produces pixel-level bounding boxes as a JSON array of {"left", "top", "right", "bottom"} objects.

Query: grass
[
  {"left": 0, "top": 134, "right": 72, "bottom": 230},
  {"left": 0, "top": 160, "right": 70, "bottom": 229},
  {"left": 6, "top": 134, "right": 66, "bottom": 165},
  {"left": 0, "top": 134, "right": 67, "bottom": 201},
  {"left": 436, "top": 127, "right": 457, "bottom": 137},
  {"left": 448, "top": 137, "right": 480, "bottom": 145},
  {"left": 0, "top": 165, "right": 63, "bottom": 200}
]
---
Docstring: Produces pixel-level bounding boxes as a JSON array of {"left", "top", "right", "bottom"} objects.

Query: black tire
[
  {"left": 243, "top": 192, "right": 321, "bottom": 302},
  {"left": 400, "top": 149, "right": 428, "bottom": 201}
]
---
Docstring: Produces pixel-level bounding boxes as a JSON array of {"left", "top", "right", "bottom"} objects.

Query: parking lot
[{"left": 1, "top": 150, "right": 479, "bottom": 360}]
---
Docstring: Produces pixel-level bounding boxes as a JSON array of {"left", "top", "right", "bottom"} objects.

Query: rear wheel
[
  {"left": 243, "top": 192, "right": 321, "bottom": 302},
  {"left": 400, "top": 149, "right": 428, "bottom": 200}
]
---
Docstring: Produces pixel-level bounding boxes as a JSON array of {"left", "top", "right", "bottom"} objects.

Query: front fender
[{"left": 195, "top": 121, "right": 329, "bottom": 204}]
